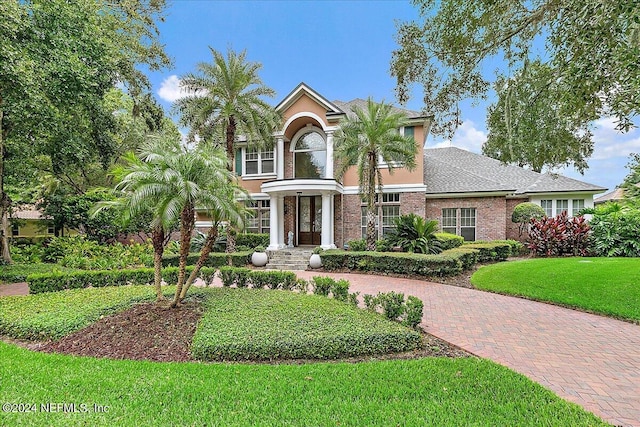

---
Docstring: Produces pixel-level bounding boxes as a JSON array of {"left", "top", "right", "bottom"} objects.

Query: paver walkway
[
  {"left": 297, "top": 272, "right": 640, "bottom": 427},
  {"left": 3, "top": 274, "right": 639, "bottom": 425}
]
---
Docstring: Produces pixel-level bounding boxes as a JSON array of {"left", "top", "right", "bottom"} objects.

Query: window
[
  {"left": 460, "top": 208, "right": 476, "bottom": 241},
  {"left": 294, "top": 131, "right": 326, "bottom": 178},
  {"left": 441, "top": 208, "right": 457, "bottom": 234},
  {"left": 441, "top": 208, "right": 476, "bottom": 241},
  {"left": 244, "top": 148, "right": 274, "bottom": 175},
  {"left": 11, "top": 223, "right": 19, "bottom": 237},
  {"left": 47, "top": 223, "right": 55, "bottom": 235},
  {"left": 541, "top": 200, "right": 553, "bottom": 217},
  {"left": 379, "top": 128, "right": 415, "bottom": 168},
  {"left": 572, "top": 199, "right": 585, "bottom": 216},
  {"left": 361, "top": 193, "right": 400, "bottom": 238},
  {"left": 245, "top": 200, "right": 270, "bottom": 233},
  {"left": 555, "top": 199, "right": 568, "bottom": 216}
]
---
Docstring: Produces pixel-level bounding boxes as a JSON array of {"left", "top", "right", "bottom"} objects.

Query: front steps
[{"left": 265, "top": 248, "right": 312, "bottom": 271}]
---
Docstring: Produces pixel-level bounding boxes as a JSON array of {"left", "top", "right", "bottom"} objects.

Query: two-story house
[{"left": 197, "top": 82, "right": 606, "bottom": 249}]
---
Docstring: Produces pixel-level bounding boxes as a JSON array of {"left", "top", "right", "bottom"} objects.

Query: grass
[
  {"left": 0, "top": 285, "right": 158, "bottom": 340},
  {"left": 191, "top": 288, "right": 421, "bottom": 361},
  {"left": 0, "top": 342, "right": 605, "bottom": 426},
  {"left": 0, "top": 263, "right": 78, "bottom": 284},
  {"left": 471, "top": 257, "right": 640, "bottom": 321}
]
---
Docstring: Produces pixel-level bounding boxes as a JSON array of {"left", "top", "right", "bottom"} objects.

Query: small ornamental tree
[
  {"left": 511, "top": 202, "right": 546, "bottom": 237},
  {"left": 528, "top": 211, "right": 590, "bottom": 257}
]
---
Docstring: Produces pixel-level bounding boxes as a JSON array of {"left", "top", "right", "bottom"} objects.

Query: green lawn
[
  {"left": 471, "top": 257, "right": 640, "bottom": 321},
  {"left": 0, "top": 342, "right": 605, "bottom": 426}
]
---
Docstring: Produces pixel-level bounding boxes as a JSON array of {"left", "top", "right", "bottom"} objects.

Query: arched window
[{"left": 294, "top": 131, "right": 326, "bottom": 178}]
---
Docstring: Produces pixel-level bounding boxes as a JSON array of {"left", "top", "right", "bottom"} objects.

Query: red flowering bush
[{"left": 528, "top": 211, "right": 590, "bottom": 256}]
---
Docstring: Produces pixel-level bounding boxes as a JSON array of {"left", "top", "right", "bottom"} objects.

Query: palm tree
[
  {"left": 334, "top": 99, "right": 418, "bottom": 251},
  {"left": 174, "top": 47, "right": 280, "bottom": 253}
]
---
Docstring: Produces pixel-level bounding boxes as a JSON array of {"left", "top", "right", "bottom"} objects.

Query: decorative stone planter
[
  {"left": 252, "top": 251, "right": 268, "bottom": 267},
  {"left": 309, "top": 253, "right": 322, "bottom": 269}
]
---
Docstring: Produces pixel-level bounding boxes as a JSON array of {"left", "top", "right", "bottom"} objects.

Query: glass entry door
[{"left": 298, "top": 196, "right": 322, "bottom": 245}]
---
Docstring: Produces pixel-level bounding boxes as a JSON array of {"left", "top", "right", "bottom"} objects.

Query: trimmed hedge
[
  {"left": 466, "top": 239, "right": 525, "bottom": 256},
  {"left": 161, "top": 250, "right": 251, "bottom": 267},
  {"left": 236, "top": 233, "right": 269, "bottom": 249},
  {"left": 321, "top": 250, "right": 463, "bottom": 277},
  {"left": 321, "top": 241, "right": 512, "bottom": 278},
  {"left": 0, "top": 264, "right": 77, "bottom": 284},
  {"left": 27, "top": 267, "right": 217, "bottom": 294},
  {"left": 191, "top": 288, "right": 422, "bottom": 361},
  {"left": 462, "top": 242, "right": 511, "bottom": 262},
  {"left": 434, "top": 233, "right": 464, "bottom": 250}
]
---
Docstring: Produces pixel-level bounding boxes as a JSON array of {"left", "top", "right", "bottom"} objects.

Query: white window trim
[
  {"left": 241, "top": 147, "right": 277, "bottom": 179},
  {"left": 379, "top": 126, "right": 411, "bottom": 169},
  {"left": 291, "top": 126, "right": 328, "bottom": 179}
]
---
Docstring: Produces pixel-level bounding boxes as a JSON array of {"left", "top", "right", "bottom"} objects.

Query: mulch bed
[{"left": 40, "top": 299, "right": 205, "bottom": 362}]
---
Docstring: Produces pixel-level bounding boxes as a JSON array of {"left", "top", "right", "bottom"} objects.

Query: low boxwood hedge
[
  {"left": 0, "top": 263, "right": 77, "bottom": 284},
  {"left": 434, "top": 232, "right": 464, "bottom": 250},
  {"left": 161, "top": 251, "right": 251, "bottom": 267},
  {"left": 191, "top": 288, "right": 422, "bottom": 361},
  {"left": 0, "top": 285, "right": 160, "bottom": 340},
  {"left": 27, "top": 267, "right": 217, "bottom": 294},
  {"left": 321, "top": 241, "right": 512, "bottom": 277}
]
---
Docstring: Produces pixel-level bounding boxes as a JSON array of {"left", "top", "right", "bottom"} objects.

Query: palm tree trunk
[
  {"left": 366, "top": 208, "right": 377, "bottom": 251},
  {"left": 366, "top": 152, "right": 377, "bottom": 251},
  {"left": 172, "top": 203, "right": 195, "bottom": 307},
  {"left": 225, "top": 116, "right": 237, "bottom": 256},
  {"left": 179, "top": 225, "right": 218, "bottom": 301},
  {"left": 151, "top": 225, "right": 165, "bottom": 302}
]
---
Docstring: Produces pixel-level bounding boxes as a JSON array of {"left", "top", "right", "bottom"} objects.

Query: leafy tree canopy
[
  {"left": 391, "top": 0, "right": 640, "bottom": 138},
  {"left": 621, "top": 153, "right": 640, "bottom": 200},
  {"left": 482, "top": 60, "right": 595, "bottom": 173}
]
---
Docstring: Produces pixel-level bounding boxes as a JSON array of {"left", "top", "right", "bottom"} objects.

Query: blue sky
[{"left": 149, "top": 0, "right": 639, "bottom": 194}]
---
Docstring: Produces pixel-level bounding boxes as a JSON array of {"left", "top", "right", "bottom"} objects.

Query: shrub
[
  {"left": 403, "top": 296, "right": 424, "bottom": 329},
  {"left": 377, "top": 291, "right": 406, "bottom": 321},
  {"left": 330, "top": 279, "right": 350, "bottom": 302},
  {"left": 249, "top": 270, "right": 295, "bottom": 290},
  {"left": 511, "top": 202, "right": 546, "bottom": 237},
  {"left": 27, "top": 267, "right": 216, "bottom": 294},
  {"left": 236, "top": 233, "right": 270, "bottom": 250},
  {"left": 190, "top": 288, "right": 422, "bottom": 361},
  {"left": 528, "top": 212, "right": 590, "bottom": 256},
  {"left": 435, "top": 232, "right": 464, "bottom": 250},
  {"left": 347, "top": 238, "right": 366, "bottom": 251},
  {"left": 363, "top": 294, "right": 377, "bottom": 311},
  {"left": 162, "top": 251, "right": 251, "bottom": 268},
  {"left": 41, "top": 236, "right": 153, "bottom": 269},
  {"left": 442, "top": 247, "right": 479, "bottom": 269},
  {"left": 347, "top": 291, "right": 360, "bottom": 307},
  {"left": 218, "top": 266, "right": 236, "bottom": 287},
  {"left": 0, "top": 264, "right": 76, "bottom": 284},
  {"left": 312, "top": 276, "right": 333, "bottom": 296},
  {"left": 386, "top": 213, "right": 443, "bottom": 254},
  {"left": 375, "top": 239, "right": 392, "bottom": 252},
  {"left": 589, "top": 204, "right": 640, "bottom": 257},
  {"left": 463, "top": 242, "right": 512, "bottom": 262}
]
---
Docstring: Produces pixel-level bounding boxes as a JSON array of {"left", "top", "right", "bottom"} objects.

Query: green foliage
[
  {"left": 334, "top": 99, "right": 418, "bottom": 250},
  {"left": 26, "top": 266, "right": 216, "bottom": 294},
  {"left": 191, "top": 288, "right": 421, "bottom": 361},
  {"left": 463, "top": 242, "right": 512, "bottom": 261},
  {"left": 161, "top": 250, "right": 252, "bottom": 268},
  {"left": 469, "top": 239, "right": 526, "bottom": 256},
  {"left": 217, "top": 266, "right": 252, "bottom": 288},
  {"left": 236, "top": 233, "right": 270, "bottom": 250},
  {"left": 434, "top": 232, "right": 464, "bottom": 250},
  {"left": 442, "top": 247, "right": 480, "bottom": 269},
  {"left": 403, "top": 296, "right": 425, "bottom": 329},
  {"left": 0, "top": 285, "right": 158, "bottom": 340},
  {"left": 40, "top": 236, "right": 154, "bottom": 269},
  {"left": 247, "top": 270, "right": 296, "bottom": 290},
  {"left": 621, "top": 153, "right": 640, "bottom": 200},
  {"left": 377, "top": 291, "right": 406, "bottom": 321},
  {"left": 392, "top": 0, "right": 639, "bottom": 137},
  {"left": 386, "top": 213, "right": 443, "bottom": 254},
  {"left": 6, "top": 243, "right": 45, "bottom": 264},
  {"left": 0, "top": 263, "right": 76, "bottom": 284},
  {"left": 472, "top": 258, "right": 640, "bottom": 322},
  {"left": 511, "top": 202, "right": 546, "bottom": 236},
  {"left": 331, "top": 279, "right": 350, "bottom": 302},
  {"left": 483, "top": 61, "right": 595, "bottom": 173},
  {"left": 375, "top": 238, "right": 392, "bottom": 252},
  {"left": 347, "top": 238, "right": 367, "bottom": 251},
  {"left": 589, "top": 204, "right": 640, "bottom": 257},
  {"left": 311, "top": 276, "right": 333, "bottom": 297}
]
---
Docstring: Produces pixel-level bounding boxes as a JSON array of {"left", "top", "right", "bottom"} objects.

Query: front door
[{"left": 298, "top": 196, "right": 321, "bottom": 245}]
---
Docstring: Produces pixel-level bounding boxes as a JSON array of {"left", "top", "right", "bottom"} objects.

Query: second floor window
[
  {"left": 244, "top": 148, "right": 274, "bottom": 175},
  {"left": 294, "top": 131, "right": 326, "bottom": 179}
]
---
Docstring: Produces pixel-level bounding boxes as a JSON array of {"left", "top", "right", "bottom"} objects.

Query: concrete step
[{"left": 265, "top": 263, "right": 309, "bottom": 271}]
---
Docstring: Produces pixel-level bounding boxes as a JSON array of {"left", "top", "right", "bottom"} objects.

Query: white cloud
[
  {"left": 590, "top": 117, "right": 640, "bottom": 161},
  {"left": 157, "top": 75, "right": 186, "bottom": 103},
  {"left": 430, "top": 120, "right": 487, "bottom": 153}
]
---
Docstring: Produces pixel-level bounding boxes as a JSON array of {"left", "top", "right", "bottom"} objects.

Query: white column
[
  {"left": 325, "top": 130, "right": 334, "bottom": 179},
  {"left": 267, "top": 194, "right": 279, "bottom": 250},
  {"left": 276, "top": 136, "right": 284, "bottom": 180},
  {"left": 277, "top": 196, "right": 285, "bottom": 248},
  {"left": 321, "top": 192, "right": 332, "bottom": 249}
]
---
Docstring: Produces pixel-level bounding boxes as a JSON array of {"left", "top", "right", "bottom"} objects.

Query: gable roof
[
  {"left": 424, "top": 147, "right": 607, "bottom": 196},
  {"left": 275, "top": 82, "right": 344, "bottom": 116}
]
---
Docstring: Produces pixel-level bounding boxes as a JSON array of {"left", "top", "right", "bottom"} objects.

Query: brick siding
[{"left": 426, "top": 196, "right": 508, "bottom": 241}]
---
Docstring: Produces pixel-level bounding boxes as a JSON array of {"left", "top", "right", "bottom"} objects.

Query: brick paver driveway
[{"left": 297, "top": 271, "right": 640, "bottom": 427}]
